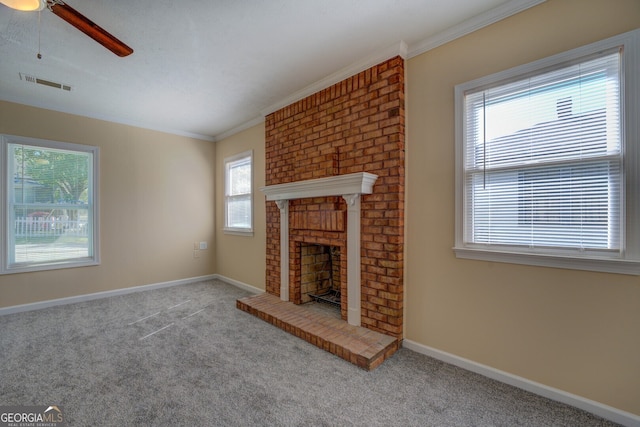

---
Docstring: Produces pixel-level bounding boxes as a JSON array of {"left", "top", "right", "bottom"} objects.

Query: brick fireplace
[
  {"left": 261, "top": 172, "right": 379, "bottom": 326},
  {"left": 239, "top": 55, "right": 404, "bottom": 368}
]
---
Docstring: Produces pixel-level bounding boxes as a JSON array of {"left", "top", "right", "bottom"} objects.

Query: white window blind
[
  {"left": 462, "top": 50, "right": 622, "bottom": 254},
  {"left": 2, "top": 136, "right": 99, "bottom": 274},
  {"left": 224, "top": 151, "right": 252, "bottom": 232}
]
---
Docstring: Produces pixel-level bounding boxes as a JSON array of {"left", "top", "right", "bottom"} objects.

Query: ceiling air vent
[{"left": 19, "top": 73, "right": 72, "bottom": 92}]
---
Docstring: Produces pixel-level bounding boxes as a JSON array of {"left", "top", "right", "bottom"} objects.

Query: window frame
[
  {"left": 223, "top": 150, "right": 253, "bottom": 236},
  {"left": 454, "top": 29, "right": 640, "bottom": 275},
  {"left": 0, "top": 135, "right": 100, "bottom": 274}
]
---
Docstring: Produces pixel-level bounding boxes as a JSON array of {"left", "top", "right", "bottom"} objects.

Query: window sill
[
  {"left": 453, "top": 246, "right": 640, "bottom": 275},
  {"left": 2, "top": 259, "right": 100, "bottom": 275},
  {"left": 223, "top": 228, "right": 254, "bottom": 237}
]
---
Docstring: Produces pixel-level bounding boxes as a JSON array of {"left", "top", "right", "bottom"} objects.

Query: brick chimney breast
[{"left": 264, "top": 56, "right": 405, "bottom": 339}]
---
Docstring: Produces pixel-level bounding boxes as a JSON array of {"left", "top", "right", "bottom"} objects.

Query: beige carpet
[{"left": 0, "top": 280, "right": 619, "bottom": 426}]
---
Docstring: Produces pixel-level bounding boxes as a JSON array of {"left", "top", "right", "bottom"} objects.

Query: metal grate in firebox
[{"left": 309, "top": 288, "right": 340, "bottom": 308}]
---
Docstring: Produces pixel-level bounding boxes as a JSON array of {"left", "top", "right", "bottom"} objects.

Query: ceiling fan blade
[{"left": 47, "top": 0, "right": 133, "bottom": 57}]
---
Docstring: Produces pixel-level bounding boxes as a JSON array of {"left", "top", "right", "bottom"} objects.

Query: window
[
  {"left": 1, "top": 135, "right": 99, "bottom": 274},
  {"left": 224, "top": 150, "right": 253, "bottom": 234},
  {"left": 454, "top": 29, "right": 640, "bottom": 274}
]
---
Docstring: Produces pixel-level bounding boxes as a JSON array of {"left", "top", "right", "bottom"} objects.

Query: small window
[
  {"left": 454, "top": 30, "right": 640, "bottom": 274},
  {"left": 1, "top": 135, "right": 100, "bottom": 274},
  {"left": 224, "top": 150, "right": 253, "bottom": 235}
]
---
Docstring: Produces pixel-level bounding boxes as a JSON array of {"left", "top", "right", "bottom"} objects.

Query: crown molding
[
  {"left": 260, "top": 41, "right": 407, "bottom": 117},
  {"left": 407, "top": 0, "right": 547, "bottom": 58},
  {"left": 217, "top": 0, "right": 546, "bottom": 141},
  {"left": 0, "top": 97, "right": 216, "bottom": 142},
  {"left": 215, "top": 115, "right": 265, "bottom": 141}
]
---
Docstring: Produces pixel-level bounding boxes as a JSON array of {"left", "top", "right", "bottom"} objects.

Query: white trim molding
[
  {"left": 407, "top": 0, "right": 547, "bottom": 59},
  {"left": 261, "top": 172, "right": 378, "bottom": 201},
  {"left": 220, "top": 1, "right": 546, "bottom": 142},
  {"left": 260, "top": 172, "right": 379, "bottom": 326},
  {"left": 275, "top": 199, "right": 290, "bottom": 302},
  {"left": 453, "top": 29, "right": 640, "bottom": 276},
  {"left": 261, "top": 42, "right": 407, "bottom": 117},
  {"left": 403, "top": 340, "right": 640, "bottom": 427},
  {"left": 0, "top": 274, "right": 219, "bottom": 316},
  {"left": 0, "top": 274, "right": 267, "bottom": 317},
  {"left": 215, "top": 115, "right": 265, "bottom": 142},
  {"left": 343, "top": 194, "right": 362, "bottom": 325},
  {"left": 214, "top": 274, "right": 264, "bottom": 295}
]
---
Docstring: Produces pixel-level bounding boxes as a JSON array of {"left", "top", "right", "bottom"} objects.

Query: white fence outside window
[{"left": 14, "top": 216, "right": 88, "bottom": 238}]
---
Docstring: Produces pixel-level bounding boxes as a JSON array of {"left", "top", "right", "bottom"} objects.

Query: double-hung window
[
  {"left": 454, "top": 29, "right": 640, "bottom": 274},
  {"left": 224, "top": 150, "right": 253, "bottom": 234},
  {"left": 1, "top": 135, "right": 100, "bottom": 274}
]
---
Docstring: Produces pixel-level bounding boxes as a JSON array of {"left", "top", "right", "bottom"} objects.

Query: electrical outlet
[
  {"left": 193, "top": 242, "right": 200, "bottom": 259},
  {"left": 199, "top": 241, "right": 208, "bottom": 250}
]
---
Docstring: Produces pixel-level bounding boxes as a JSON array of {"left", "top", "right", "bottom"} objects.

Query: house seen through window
[{"left": 454, "top": 29, "right": 639, "bottom": 274}]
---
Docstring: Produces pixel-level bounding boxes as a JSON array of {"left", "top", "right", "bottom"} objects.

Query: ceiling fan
[{"left": 0, "top": 0, "right": 133, "bottom": 57}]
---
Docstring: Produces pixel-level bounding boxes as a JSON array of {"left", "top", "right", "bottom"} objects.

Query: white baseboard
[
  {"left": 0, "top": 274, "right": 218, "bottom": 316},
  {"left": 213, "top": 274, "right": 264, "bottom": 295},
  {"left": 8, "top": 277, "right": 633, "bottom": 424},
  {"left": 402, "top": 339, "right": 640, "bottom": 427}
]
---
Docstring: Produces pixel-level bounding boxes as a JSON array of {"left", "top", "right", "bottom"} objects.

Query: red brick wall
[{"left": 265, "top": 56, "right": 405, "bottom": 338}]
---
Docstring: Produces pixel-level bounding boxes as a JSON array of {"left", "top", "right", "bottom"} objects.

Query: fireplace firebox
[{"left": 301, "top": 244, "right": 341, "bottom": 308}]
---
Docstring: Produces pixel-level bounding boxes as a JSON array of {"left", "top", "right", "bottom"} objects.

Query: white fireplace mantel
[
  {"left": 261, "top": 172, "right": 378, "bottom": 201},
  {"left": 260, "top": 172, "right": 379, "bottom": 327}
]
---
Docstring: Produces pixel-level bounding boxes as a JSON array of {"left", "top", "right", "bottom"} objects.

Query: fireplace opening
[{"left": 300, "top": 244, "right": 341, "bottom": 310}]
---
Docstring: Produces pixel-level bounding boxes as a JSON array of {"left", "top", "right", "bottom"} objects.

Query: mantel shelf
[{"left": 260, "top": 172, "right": 378, "bottom": 201}]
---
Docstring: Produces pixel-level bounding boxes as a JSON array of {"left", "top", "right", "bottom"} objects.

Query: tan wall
[
  {"left": 214, "top": 123, "right": 266, "bottom": 290},
  {"left": 406, "top": 0, "right": 640, "bottom": 416},
  {"left": 2, "top": 0, "right": 639, "bottom": 417},
  {"left": 0, "top": 101, "right": 216, "bottom": 308}
]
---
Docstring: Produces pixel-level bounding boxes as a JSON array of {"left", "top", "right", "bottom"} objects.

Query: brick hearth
[{"left": 237, "top": 293, "right": 399, "bottom": 371}]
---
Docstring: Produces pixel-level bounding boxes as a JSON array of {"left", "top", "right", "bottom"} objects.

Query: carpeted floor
[{"left": 0, "top": 280, "right": 620, "bottom": 426}]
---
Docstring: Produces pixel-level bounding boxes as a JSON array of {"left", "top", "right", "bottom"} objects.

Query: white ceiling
[{"left": 0, "top": 0, "right": 542, "bottom": 141}]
